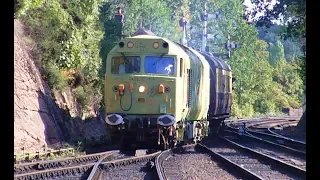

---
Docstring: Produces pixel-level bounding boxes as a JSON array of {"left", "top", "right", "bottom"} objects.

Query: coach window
[
  {"left": 180, "top": 58, "right": 183, "bottom": 77},
  {"left": 111, "top": 56, "right": 141, "bottom": 74}
]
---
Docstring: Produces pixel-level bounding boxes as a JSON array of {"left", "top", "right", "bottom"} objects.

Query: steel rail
[
  {"left": 245, "top": 129, "right": 306, "bottom": 152},
  {"left": 196, "top": 143, "right": 263, "bottom": 180},
  {"left": 224, "top": 129, "right": 306, "bottom": 156},
  {"left": 15, "top": 150, "right": 160, "bottom": 180},
  {"left": 14, "top": 150, "right": 118, "bottom": 175},
  {"left": 267, "top": 126, "right": 306, "bottom": 144},
  {"left": 88, "top": 150, "right": 161, "bottom": 180},
  {"left": 156, "top": 144, "right": 195, "bottom": 180},
  {"left": 87, "top": 153, "right": 116, "bottom": 180},
  {"left": 219, "top": 136, "right": 306, "bottom": 177},
  {"left": 14, "top": 151, "right": 119, "bottom": 180},
  {"left": 156, "top": 144, "right": 262, "bottom": 180}
]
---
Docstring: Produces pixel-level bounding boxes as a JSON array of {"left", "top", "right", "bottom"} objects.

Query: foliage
[
  {"left": 246, "top": 0, "right": 306, "bottom": 39},
  {"left": 16, "top": 0, "right": 105, "bottom": 117},
  {"left": 15, "top": 0, "right": 305, "bottom": 119},
  {"left": 297, "top": 55, "right": 306, "bottom": 88},
  {"left": 73, "top": 86, "right": 88, "bottom": 109},
  {"left": 187, "top": 0, "right": 304, "bottom": 118},
  {"left": 123, "top": 0, "right": 180, "bottom": 39},
  {"left": 98, "top": 1, "right": 124, "bottom": 77},
  {"left": 268, "top": 40, "right": 285, "bottom": 66},
  {"left": 273, "top": 59, "right": 304, "bottom": 107},
  {"left": 15, "top": 0, "right": 44, "bottom": 17},
  {"left": 45, "top": 64, "right": 68, "bottom": 90},
  {"left": 257, "top": 25, "right": 304, "bottom": 64}
]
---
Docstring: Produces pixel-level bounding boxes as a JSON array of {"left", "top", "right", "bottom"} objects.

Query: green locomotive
[{"left": 104, "top": 29, "right": 232, "bottom": 150}]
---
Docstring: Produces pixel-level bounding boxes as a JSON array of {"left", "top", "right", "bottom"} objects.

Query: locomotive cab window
[
  {"left": 145, "top": 56, "right": 175, "bottom": 75},
  {"left": 111, "top": 56, "right": 141, "bottom": 74}
]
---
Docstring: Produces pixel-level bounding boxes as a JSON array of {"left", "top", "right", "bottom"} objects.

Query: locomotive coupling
[{"left": 105, "top": 114, "right": 125, "bottom": 125}]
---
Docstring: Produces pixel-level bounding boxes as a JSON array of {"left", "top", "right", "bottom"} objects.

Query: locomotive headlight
[
  {"left": 127, "top": 42, "right": 134, "bottom": 48},
  {"left": 139, "top": 86, "right": 145, "bottom": 93},
  {"left": 153, "top": 42, "right": 159, "bottom": 49}
]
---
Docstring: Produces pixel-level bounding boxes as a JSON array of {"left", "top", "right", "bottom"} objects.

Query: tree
[
  {"left": 123, "top": 0, "right": 180, "bottom": 40},
  {"left": 246, "top": 0, "right": 306, "bottom": 39},
  {"left": 268, "top": 40, "right": 285, "bottom": 66},
  {"left": 16, "top": 0, "right": 107, "bottom": 116}
]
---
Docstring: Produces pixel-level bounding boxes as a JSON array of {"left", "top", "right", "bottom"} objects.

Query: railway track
[
  {"left": 222, "top": 130, "right": 306, "bottom": 170},
  {"left": 88, "top": 150, "right": 161, "bottom": 180},
  {"left": 227, "top": 118, "right": 298, "bottom": 131},
  {"left": 268, "top": 126, "right": 306, "bottom": 143},
  {"left": 225, "top": 118, "right": 306, "bottom": 153},
  {"left": 14, "top": 116, "right": 305, "bottom": 180},
  {"left": 156, "top": 144, "right": 261, "bottom": 180},
  {"left": 13, "top": 150, "right": 138, "bottom": 180},
  {"left": 14, "top": 150, "right": 119, "bottom": 176},
  {"left": 202, "top": 136, "right": 306, "bottom": 180},
  {"left": 245, "top": 130, "right": 306, "bottom": 153}
]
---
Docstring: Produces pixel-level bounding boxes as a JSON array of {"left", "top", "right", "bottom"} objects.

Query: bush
[
  {"left": 73, "top": 86, "right": 88, "bottom": 109},
  {"left": 45, "top": 64, "right": 67, "bottom": 90}
]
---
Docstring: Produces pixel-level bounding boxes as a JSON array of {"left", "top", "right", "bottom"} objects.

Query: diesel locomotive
[{"left": 104, "top": 28, "right": 232, "bottom": 150}]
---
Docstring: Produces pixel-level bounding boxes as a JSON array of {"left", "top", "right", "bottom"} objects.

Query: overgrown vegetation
[
  {"left": 15, "top": 0, "right": 305, "bottom": 119},
  {"left": 15, "top": 0, "right": 104, "bottom": 117}
]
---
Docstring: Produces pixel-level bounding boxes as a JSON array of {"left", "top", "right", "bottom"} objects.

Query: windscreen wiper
[
  {"left": 120, "top": 52, "right": 130, "bottom": 64},
  {"left": 152, "top": 53, "right": 166, "bottom": 65}
]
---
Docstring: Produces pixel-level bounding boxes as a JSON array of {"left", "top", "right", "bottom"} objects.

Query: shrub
[{"left": 45, "top": 64, "right": 67, "bottom": 90}]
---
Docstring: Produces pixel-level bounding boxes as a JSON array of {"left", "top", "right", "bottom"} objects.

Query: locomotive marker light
[
  {"left": 153, "top": 42, "right": 159, "bottom": 49},
  {"left": 127, "top": 42, "right": 134, "bottom": 48},
  {"left": 158, "top": 84, "right": 165, "bottom": 93},
  {"left": 139, "top": 86, "right": 145, "bottom": 93},
  {"left": 105, "top": 114, "right": 125, "bottom": 126},
  {"left": 118, "top": 84, "right": 125, "bottom": 96}
]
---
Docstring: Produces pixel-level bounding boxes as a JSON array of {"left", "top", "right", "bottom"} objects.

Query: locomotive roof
[
  {"left": 109, "top": 35, "right": 188, "bottom": 56},
  {"left": 200, "top": 52, "right": 231, "bottom": 71}
]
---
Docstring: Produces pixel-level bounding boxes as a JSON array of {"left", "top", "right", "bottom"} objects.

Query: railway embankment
[{"left": 14, "top": 19, "right": 107, "bottom": 155}]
